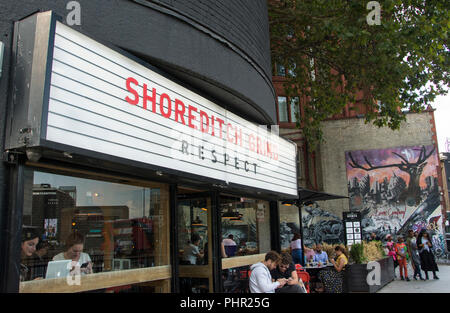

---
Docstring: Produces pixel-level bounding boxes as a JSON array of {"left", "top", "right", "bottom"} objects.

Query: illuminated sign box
[{"left": 6, "top": 11, "right": 298, "bottom": 197}]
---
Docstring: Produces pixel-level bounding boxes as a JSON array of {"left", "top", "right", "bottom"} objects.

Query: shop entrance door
[{"left": 176, "top": 189, "right": 214, "bottom": 293}]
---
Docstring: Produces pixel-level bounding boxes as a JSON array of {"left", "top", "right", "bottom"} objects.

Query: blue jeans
[{"left": 292, "top": 249, "right": 303, "bottom": 265}]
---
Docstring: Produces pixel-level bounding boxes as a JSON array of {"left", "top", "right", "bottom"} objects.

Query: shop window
[
  {"left": 220, "top": 196, "right": 271, "bottom": 293},
  {"left": 220, "top": 196, "right": 271, "bottom": 257},
  {"left": 19, "top": 170, "right": 170, "bottom": 293},
  {"left": 279, "top": 203, "right": 300, "bottom": 254}
]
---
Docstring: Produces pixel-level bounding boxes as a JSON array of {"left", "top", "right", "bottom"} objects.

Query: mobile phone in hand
[{"left": 80, "top": 262, "right": 89, "bottom": 268}]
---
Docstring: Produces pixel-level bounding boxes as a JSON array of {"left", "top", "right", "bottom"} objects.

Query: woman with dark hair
[
  {"left": 417, "top": 230, "right": 439, "bottom": 280},
  {"left": 317, "top": 245, "right": 348, "bottom": 293},
  {"left": 20, "top": 227, "right": 40, "bottom": 281},
  {"left": 290, "top": 233, "right": 302, "bottom": 265}
]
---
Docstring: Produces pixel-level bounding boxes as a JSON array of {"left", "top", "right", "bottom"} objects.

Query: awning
[{"left": 282, "top": 187, "right": 348, "bottom": 205}]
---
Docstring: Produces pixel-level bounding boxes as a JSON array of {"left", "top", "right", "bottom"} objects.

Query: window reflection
[
  {"left": 280, "top": 204, "right": 300, "bottom": 254},
  {"left": 20, "top": 170, "right": 169, "bottom": 291},
  {"left": 220, "top": 196, "right": 271, "bottom": 257}
]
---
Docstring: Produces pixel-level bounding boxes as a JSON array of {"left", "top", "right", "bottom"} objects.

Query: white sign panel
[{"left": 45, "top": 22, "right": 298, "bottom": 196}]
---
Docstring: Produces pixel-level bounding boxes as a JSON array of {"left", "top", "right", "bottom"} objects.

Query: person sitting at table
[
  {"left": 317, "top": 245, "right": 348, "bottom": 293},
  {"left": 20, "top": 227, "right": 41, "bottom": 281},
  {"left": 182, "top": 233, "right": 204, "bottom": 265},
  {"left": 222, "top": 234, "right": 237, "bottom": 257},
  {"left": 270, "top": 252, "right": 306, "bottom": 293},
  {"left": 304, "top": 245, "right": 316, "bottom": 263},
  {"left": 313, "top": 244, "right": 328, "bottom": 264},
  {"left": 249, "top": 251, "right": 287, "bottom": 293},
  {"left": 53, "top": 232, "right": 93, "bottom": 275}
]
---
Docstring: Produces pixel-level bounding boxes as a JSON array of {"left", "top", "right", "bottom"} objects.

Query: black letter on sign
[
  {"left": 224, "top": 153, "right": 229, "bottom": 166},
  {"left": 245, "top": 161, "right": 250, "bottom": 172},
  {"left": 235, "top": 157, "right": 239, "bottom": 170},
  {"left": 212, "top": 150, "right": 217, "bottom": 163},
  {"left": 181, "top": 140, "right": 189, "bottom": 155},
  {"left": 253, "top": 163, "right": 257, "bottom": 174},
  {"left": 198, "top": 146, "right": 205, "bottom": 160}
]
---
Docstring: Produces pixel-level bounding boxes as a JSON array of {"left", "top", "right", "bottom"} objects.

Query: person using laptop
[{"left": 53, "top": 232, "right": 93, "bottom": 275}]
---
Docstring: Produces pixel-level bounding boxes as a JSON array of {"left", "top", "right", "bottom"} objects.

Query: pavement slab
[{"left": 377, "top": 264, "right": 450, "bottom": 293}]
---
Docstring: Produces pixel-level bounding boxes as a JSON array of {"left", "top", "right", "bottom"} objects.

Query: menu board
[{"left": 343, "top": 212, "right": 362, "bottom": 246}]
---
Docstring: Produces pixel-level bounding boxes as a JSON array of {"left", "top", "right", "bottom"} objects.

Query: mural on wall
[
  {"left": 346, "top": 145, "right": 447, "bottom": 257},
  {"left": 301, "top": 203, "right": 345, "bottom": 246}
]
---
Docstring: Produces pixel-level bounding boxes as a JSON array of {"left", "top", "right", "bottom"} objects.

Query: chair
[{"left": 296, "top": 270, "right": 310, "bottom": 293}]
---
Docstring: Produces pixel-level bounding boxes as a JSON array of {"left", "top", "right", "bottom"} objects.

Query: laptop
[{"left": 45, "top": 260, "right": 72, "bottom": 279}]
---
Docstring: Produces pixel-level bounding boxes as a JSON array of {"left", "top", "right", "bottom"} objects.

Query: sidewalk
[{"left": 377, "top": 264, "right": 450, "bottom": 293}]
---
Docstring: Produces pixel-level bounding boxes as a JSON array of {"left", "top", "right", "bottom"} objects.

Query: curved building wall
[{"left": 0, "top": 0, "right": 275, "bottom": 125}]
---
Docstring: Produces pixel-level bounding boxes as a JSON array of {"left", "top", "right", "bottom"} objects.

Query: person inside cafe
[
  {"left": 270, "top": 252, "right": 305, "bottom": 293},
  {"left": 249, "top": 251, "right": 287, "bottom": 293},
  {"left": 30, "top": 240, "right": 51, "bottom": 279},
  {"left": 313, "top": 244, "right": 328, "bottom": 265},
  {"left": 222, "top": 234, "right": 237, "bottom": 257},
  {"left": 52, "top": 232, "right": 93, "bottom": 275},
  {"left": 317, "top": 245, "right": 348, "bottom": 293},
  {"left": 182, "top": 233, "right": 204, "bottom": 265},
  {"left": 20, "top": 227, "right": 41, "bottom": 281}
]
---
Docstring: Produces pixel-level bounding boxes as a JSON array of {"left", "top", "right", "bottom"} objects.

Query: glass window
[
  {"left": 19, "top": 170, "right": 169, "bottom": 292},
  {"left": 290, "top": 97, "right": 300, "bottom": 123},
  {"left": 279, "top": 203, "right": 300, "bottom": 254},
  {"left": 277, "top": 96, "right": 288, "bottom": 123},
  {"left": 220, "top": 196, "right": 271, "bottom": 257},
  {"left": 276, "top": 63, "right": 286, "bottom": 77},
  {"left": 177, "top": 188, "right": 213, "bottom": 293},
  {"left": 287, "top": 62, "right": 297, "bottom": 77}
]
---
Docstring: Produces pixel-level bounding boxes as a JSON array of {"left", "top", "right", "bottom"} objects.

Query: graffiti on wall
[
  {"left": 301, "top": 203, "right": 345, "bottom": 246},
  {"left": 345, "top": 145, "right": 446, "bottom": 257}
]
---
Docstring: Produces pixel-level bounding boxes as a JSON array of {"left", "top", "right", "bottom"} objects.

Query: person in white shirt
[
  {"left": 182, "top": 233, "right": 204, "bottom": 265},
  {"left": 52, "top": 232, "right": 92, "bottom": 275},
  {"left": 249, "top": 251, "right": 287, "bottom": 293},
  {"left": 290, "top": 233, "right": 303, "bottom": 265}
]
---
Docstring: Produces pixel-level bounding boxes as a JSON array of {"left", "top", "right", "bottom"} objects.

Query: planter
[{"left": 345, "top": 256, "right": 394, "bottom": 293}]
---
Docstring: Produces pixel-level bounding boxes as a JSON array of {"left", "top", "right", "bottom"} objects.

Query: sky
[{"left": 431, "top": 94, "right": 450, "bottom": 153}]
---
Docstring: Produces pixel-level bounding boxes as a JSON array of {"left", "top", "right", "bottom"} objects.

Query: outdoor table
[{"left": 303, "top": 263, "right": 334, "bottom": 292}]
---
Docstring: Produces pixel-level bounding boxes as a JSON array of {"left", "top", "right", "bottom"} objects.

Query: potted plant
[{"left": 346, "top": 241, "right": 394, "bottom": 293}]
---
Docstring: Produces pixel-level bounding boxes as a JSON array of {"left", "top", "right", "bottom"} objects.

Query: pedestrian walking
[
  {"left": 406, "top": 230, "right": 425, "bottom": 281},
  {"left": 395, "top": 236, "right": 409, "bottom": 281},
  {"left": 417, "top": 229, "right": 439, "bottom": 280}
]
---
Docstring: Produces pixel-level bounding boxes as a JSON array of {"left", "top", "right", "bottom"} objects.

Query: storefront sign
[{"left": 9, "top": 13, "right": 298, "bottom": 197}]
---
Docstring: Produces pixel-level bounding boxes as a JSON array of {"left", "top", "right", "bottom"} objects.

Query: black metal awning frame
[{"left": 282, "top": 188, "right": 349, "bottom": 266}]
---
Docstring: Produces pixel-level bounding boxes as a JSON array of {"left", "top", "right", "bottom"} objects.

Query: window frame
[{"left": 18, "top": 162, "right": 172, "bottom": 293}]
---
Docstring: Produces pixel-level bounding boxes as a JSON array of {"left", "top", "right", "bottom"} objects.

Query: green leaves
[{"left": 269, "top": 0, "right": 449, "bottom": 149}]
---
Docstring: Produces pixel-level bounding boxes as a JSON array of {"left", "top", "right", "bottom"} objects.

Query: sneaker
[
  {"left": 413, "top": 276, "right": 417, "bottom": 280},
  {"left": 406, "top": 277, "right": 410, "bottom": 281},
  {"left": 420, "top": 277, "right": 426, "bottom": 281},
  {"left": 401, "top": 276, "right": 404, "bottom": 281},
  {"left": 433, "top": 276, "right": 439, "bottom": 280}
]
